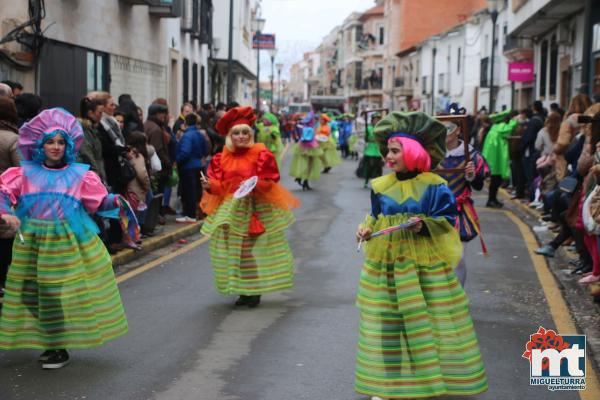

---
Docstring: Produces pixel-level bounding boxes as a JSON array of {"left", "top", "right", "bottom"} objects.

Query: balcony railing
[
  {"left": 503, "top": 36, "right": 533, "bottom": 53},
  {"left": 120, "top": 0, "right": 183, "bottom": 18},
  {"left": 394, "top": 77, "right": 404, "bottom": 88}
]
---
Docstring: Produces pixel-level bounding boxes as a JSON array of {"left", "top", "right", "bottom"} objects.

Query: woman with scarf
[
  {"left": 354, "top": 112, "right": 487, "bottom": 400},
  {"left": 289, "top": 113, "right": 324, "bottom": 190},
  {"left": 200, "top": 107, "right": 300, "bottom": 308},
  {"left": 0, "top": 108, "right": 131, "bottom": 369}
]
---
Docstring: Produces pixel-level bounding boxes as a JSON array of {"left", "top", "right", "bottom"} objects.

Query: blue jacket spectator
[{"left": 176, "top": 124, "right": 208, "bottom": 170}]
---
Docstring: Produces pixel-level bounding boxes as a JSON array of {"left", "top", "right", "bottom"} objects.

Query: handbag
[
  {"left": 583, "top": 186, "right": 600, "bottom": 235},
  {"left": 558, "top": 176, "right": 578, "bottom": 194},
  {"left": 117, "top": 155, "right": 136, "bottom": 185}
]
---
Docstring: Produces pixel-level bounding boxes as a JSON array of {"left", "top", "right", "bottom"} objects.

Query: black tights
[{"left": 488, "top": 175, "right": 503, "bottom": 202}]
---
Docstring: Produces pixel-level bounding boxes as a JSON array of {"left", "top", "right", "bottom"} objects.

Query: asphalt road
[{"left": 0, "top": 153, "right": 591, "bottom": 400}]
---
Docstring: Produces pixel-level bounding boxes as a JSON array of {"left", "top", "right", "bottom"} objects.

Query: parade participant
[
  {"left": 354, "top": 112, "right": 488, "bottom": 400},
  {"left": 359, "top": 112, "right": 384, "bottom": 188},
  {"left": 438, "top": 121, "right": 489, "bottom": 286},
  {"left": 0, "top": 108, "right": 130, "bottom": 369},
  {"left": 256, "top": 112, "right": 284, "bottom": 166},
  {"left": 200, "top": 106, "right": 300, "bottom": 308},
  {"left": 337, "top": 114, "right": 353, "bottom": 159},
  {"left": 481, "top": 110, "right": 518, "bottom": 207},
  {"left": 289, "top": 113, "right": 324, "bottom": 190},
  {"left": 316, "top": 113, "right": 341, "bottom": 173}
]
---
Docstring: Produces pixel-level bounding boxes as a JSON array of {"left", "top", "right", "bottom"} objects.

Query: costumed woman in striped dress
[
  {"left": 200, "top": 106, "right": 300, "bottom": 308},
  {"left": 438, "top": 121, "right": 489, "bottom": 287},
  {"left": 316, "top": 114, "right": 341, "bottom": 174},
  {"left": 289, "top": 113, "right": 324, "bottom": 190},
  {"left": 0, "top": 108, "right": 131, "bottom": 369},
  {"left": 354, "top": 112, "right": 487, "bottom": 399}
]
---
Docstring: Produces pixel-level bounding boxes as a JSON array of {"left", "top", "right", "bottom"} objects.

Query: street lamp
[
  {"left": 487, "top": 0, "right": 500, "bottom": 113},
  {"left": 276, "top": 62, "right": 283, "bottom": 112},
  {"left": 430, "top": 36, "right": 439, "bottom": 114},
  {"left": 252, "top": 16, "right": 266, "bottom": 113},
  {"left": 226, "top": 0, "right": 234, "bottom": 103},
  {"left": 269, "top": 48, "right": 278, "bottom": 111}
]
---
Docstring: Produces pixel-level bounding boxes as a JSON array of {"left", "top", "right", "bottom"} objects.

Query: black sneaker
[
  {"left": 247, "top": 295, "right": 261, "bottom": 308},
  {"left": 38, "top": 350, "right": 53, "bottom": 362},
  {"left": 42, "top": 349, "right": 70, "bottom": 369},
  {"left": 235, "top": 295, "right": 250, "bottom": 306}
]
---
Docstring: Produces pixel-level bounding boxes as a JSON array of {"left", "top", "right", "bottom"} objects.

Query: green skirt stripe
[
  {"left": 208, "top": 226, "right": 294, "bottom": 295},
  {"left": 0, "top": 219, "right": 128, "bottom": 350},
  {"left": 289, "top": 144, "right": 323, "bottom": 181},
  {"left": 201, "top": 197, "right": 295, "bottom": 238}
]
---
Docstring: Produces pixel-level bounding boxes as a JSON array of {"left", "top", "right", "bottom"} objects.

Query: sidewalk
[
  {"left": 497, "top": 187, "right": 600, "bottom": 373},
  {"left": 111, "top": 216, "right": 201, "bottom": 267}
]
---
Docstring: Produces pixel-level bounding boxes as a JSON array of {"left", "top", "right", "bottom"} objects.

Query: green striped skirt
[
  {"left": 355, "top": 259, "right": 487, "bottom": 398},
  {"left": 0, "top": 219, "right": 128, "bottom": 350},
  {"left": 202, "top": 198, "right": 295, "bottom": 295},
  {"left": 289, "top": 144, "right": 323, "bottom": 181}
]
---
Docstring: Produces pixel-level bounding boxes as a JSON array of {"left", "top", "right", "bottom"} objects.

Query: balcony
[
  {"left": 121, "top": 0, "right": 147, "bottom": 4},
  {"left": 503, "top": 36, "right": 533, "bottom": 61},
  {"left": 148, "top": 0, "right": 183, "bottom": 17}
]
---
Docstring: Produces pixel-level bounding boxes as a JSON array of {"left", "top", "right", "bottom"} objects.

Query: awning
[{"left": 510, "top": 0, "right": 585, "bottom": 38}]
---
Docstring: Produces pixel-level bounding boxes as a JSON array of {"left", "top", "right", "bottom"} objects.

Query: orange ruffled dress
[{"left": 200, "top": 143, "right": 300, "bottom": 295}]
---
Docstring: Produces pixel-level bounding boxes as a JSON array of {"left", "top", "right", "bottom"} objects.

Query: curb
[
  {"left": 111, "top": 222, "right": 202, "bottom": 267},
  {"left": 498, "top": 188, "right": 542, "bottom": 220}
]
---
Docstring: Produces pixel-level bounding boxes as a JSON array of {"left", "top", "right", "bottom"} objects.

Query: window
[
  {"left": 355, "top": 62, "right": 362, "bottom": 89},
  {"left": 480, "top": 57, "right": 489, "bottom": 87},
  {"left": 457, "top": 47, "right": 461, "bottom": 74},
  {"left": 183, "top": 58, "right": 189, "bottom": 102},
  {"left": 378, "top": 24, "right": 384, "bottom": 45},
  {"left": 422, "top": 76, "right": 428, "bottom": 95},
  {"left": 438, "top": 73, "right": 445, "bottom": 93},
  {"left": 192, "top": 63, "right": 198, "bottom": 104},
  {"left": 86, "top": 51, "right": 108, "bottom": 92},
  {"left": 192, "top": 0, "right": 199, "bottom": 32},
  {"left": 200, "top": 0, "right": 212, "bottom": 44},
  {"left": 540, "top": 40, "right": 548, "bottom": 97},
  {"left": 549, "top": 36, "right": 558, "bottom": 97}
]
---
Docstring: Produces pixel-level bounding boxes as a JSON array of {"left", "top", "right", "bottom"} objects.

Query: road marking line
[
  {"left": 116, "top": 236, "right": 210, "bottom": 284},
  {"left": 505, "top": 210, "right": 600, "bottom": 399}
]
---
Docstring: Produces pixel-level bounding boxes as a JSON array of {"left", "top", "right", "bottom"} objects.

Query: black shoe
[
  {"left": 38, "top": 350, "right": 53, "bottom": 362},
  {"left": 302, "top": 180, "right": 311, "bottom": 191},
  {"left": 294, "top": 178, "right": 303, "bottom": 188},
  {"left": 571, "top": 264, "right": 593, "bottom": 275},
  {"left": 486, "top": 199, "right": 503, "bottom": 208},
  {"left": 322, "top": 167, "right": 331, "bottom": 173},
  {"left": 247, "top": 295, "right": 261, "bottom": 308},
  {"left": 235, "top": 295, "right": 250, "bottom": 306},
  {"left": 42, "top": 349, "right": 70, "bottom": 370}
]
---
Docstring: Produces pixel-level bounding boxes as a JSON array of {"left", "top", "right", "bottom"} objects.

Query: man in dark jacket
[
  {"left": 144, "top": 104, "right": 172, "bottom": 194},
  {"left": 519, "top": 105, "right": 544, "bottom": 200},
  {"left": 175, "top": 113, "right": 209, "bottom": 223}
]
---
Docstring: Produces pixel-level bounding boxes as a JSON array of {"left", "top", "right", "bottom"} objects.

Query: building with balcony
[
  {"left": 357, "top": 4, "right": 385, "bottom": 110},
  {"left": 210, "top": 0, "right": 257, "bottom": 105},
  {"left": 508, "top": 0, "right": 598, "bottom": 109},
  {"left": 0, "top": 0, "right": 186, "bottom": 114}
]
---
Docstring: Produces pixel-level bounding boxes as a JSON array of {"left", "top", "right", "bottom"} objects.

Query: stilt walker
[
  {"left": 354, "top": 112, "right": 488, "bottom": 400},
  {"left": 200, "top": 107, "right": 300, "bottom": 308},
  {"left": 438, "top": 121, "right": 489, "bottom": 287},
  {"left": 0, "top": 108, "right": 132, "bottom": 369}
]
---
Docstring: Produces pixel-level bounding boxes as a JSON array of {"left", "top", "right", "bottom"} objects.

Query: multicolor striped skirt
[
  {"left": 0, "top": 219, "right": 128, "bottom": 350},
  {"left": 355, "top": 235, "right": 487, "bottom": 398},
  {"left": 201, "top": 198, "right": 295, "bottom": 295}
]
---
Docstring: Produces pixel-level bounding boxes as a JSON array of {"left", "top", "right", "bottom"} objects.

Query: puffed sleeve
[
  {"left": 206, "top": 152, "right": 225, "bottom": 195},
  {"left": 80, "top": 171, "right": 115, "bottom": 214},
  {"left": 0, "top": 167, "right": 23, "bottom": 215},
  {"left": 256, "top": 148, "right": 280, "bottom": 182},
  {"left": 425, "top": 183, "right": 458, "bottom": 227}
]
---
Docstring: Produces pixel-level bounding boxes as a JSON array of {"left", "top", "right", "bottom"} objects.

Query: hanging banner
[
  {"left": 253, "top": 33, "right": 276, "bottom": 50},
  {"left": 508, "top": 61, "right": 534, "bottom": 82}
]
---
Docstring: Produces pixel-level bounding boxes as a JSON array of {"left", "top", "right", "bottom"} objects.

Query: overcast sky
[{"left": 257, "top": 0, "right": 376, "bottom": 80}]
